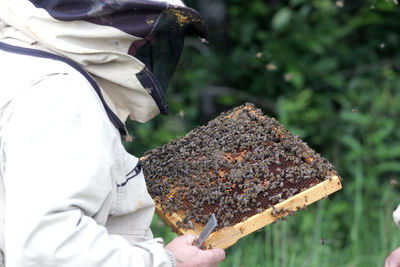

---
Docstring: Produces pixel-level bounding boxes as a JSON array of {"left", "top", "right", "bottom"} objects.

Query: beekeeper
[{"left": 0, "top": 0, "right": 225, "bottom": 266}]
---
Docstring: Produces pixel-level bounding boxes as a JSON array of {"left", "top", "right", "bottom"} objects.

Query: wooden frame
[
  {"left": 142, "top": 104, "right": 343, "bottom": 249},
  {"left": 153, "top": 175, "right": 342, "bottom": 249}
]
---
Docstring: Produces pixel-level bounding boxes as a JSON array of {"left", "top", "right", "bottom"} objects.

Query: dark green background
[{"left": 124, "top": 0, "right": 400, "bottom": 266}]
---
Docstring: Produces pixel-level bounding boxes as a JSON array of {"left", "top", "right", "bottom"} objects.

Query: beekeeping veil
[{"left": 0, "top": 0, "right": 207, "bottom": 123}]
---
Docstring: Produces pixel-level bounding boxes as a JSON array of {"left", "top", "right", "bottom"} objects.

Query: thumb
[{"left": 181, "top": 234, "right": 199, "bottom": 245}]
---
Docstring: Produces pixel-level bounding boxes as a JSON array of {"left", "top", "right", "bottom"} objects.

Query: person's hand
[
  {"left": 386, "top": 247, "right": 400, "bottom": 267},
  {"left": 165, "top": 234, "right": 225, "bottom": 267}
]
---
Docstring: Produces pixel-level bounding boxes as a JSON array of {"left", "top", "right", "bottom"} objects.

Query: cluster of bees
[{"left": 142, "top": 103, "right": 337, "bottom": 231}]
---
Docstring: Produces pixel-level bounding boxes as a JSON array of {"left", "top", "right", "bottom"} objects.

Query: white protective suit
[{"left": 0, "top": 0, "right": 207, "bottom": 266}]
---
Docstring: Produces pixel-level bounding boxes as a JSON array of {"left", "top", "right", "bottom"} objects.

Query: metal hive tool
[{"left": 142, "top": 103, "right": 342, "bottom": 249}]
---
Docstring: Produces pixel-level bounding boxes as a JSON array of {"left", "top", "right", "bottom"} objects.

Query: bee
[{"left": 142, "top": 103, "right": 339, "bottom": 231}]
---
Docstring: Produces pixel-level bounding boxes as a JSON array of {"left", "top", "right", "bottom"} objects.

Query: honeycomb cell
[{"left": 142, "top": 103, "right": 338, "bottom": 231}]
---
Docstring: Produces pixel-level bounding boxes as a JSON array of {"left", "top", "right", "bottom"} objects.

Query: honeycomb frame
[{"left": 141, "top": 103, "right": 343, "bottom": 249}]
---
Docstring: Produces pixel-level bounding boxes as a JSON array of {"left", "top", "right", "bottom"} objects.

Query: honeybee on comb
[{"left": 142, "top": 103, "right": 342, "bottom": 249}]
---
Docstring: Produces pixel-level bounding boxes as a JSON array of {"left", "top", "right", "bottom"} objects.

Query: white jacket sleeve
[{"left": 3, "top": 67, "right": 173, "bottom": 267}]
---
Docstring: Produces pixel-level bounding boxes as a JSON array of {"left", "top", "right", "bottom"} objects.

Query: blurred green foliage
[{"left": 125, "top": 0, "right": 400, "bottom": 266}]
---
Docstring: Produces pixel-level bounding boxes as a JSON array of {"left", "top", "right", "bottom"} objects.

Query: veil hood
[{"left": 0, "top": 0, "right": 207, "bottom": 122}]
